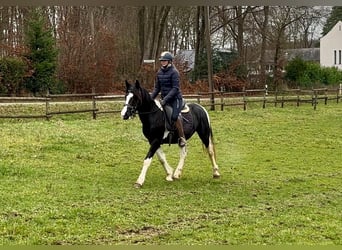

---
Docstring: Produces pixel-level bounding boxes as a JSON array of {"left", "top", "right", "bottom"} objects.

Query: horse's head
[{"left": 121, "top": 80, "right": 143, "bottom": 120}]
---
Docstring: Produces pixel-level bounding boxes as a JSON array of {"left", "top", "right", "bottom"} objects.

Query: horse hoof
[
  {"left": 173, "top": 175, "right": 180, "bottom": 180},
  {"left": 166, "top": 176, "right": 173, "bottom": 182},
  {"left": 134, "top": 183, "right": 142, "bottom": 188},
  {"left": 213, "top": 174, "right": 221, "bottom": 179}
]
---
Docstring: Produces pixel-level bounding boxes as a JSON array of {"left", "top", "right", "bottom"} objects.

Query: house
[
  {"left": 320, "top": 20, "right": 342, "bottom": 70},
  {"left": 262, "top": 48, "right": 320, "bottom": 75}
]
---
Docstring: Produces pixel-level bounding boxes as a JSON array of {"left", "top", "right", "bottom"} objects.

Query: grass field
[{"left": 0, "top": 102, "right": 341, "bottom": 245}]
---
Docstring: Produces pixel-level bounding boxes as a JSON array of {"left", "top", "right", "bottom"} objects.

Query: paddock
[{"left": 0, "top": 102, "right": 341, "bottom": 244}]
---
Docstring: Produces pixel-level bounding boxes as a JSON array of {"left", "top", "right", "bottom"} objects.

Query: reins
[
  {"left": 123, "top": 99, "right": 160, "bottom": 117},
  {"left": 137, "top": 108, "right": 160, "bottom": 115}
]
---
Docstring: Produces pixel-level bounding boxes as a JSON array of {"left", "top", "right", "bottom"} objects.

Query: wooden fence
[
  {"left": 196, "top": 86, "right": 342, "bottom": 111},
  {"left": 0, "top": 86, "right": 341, "bottom": 119},
  {"left": 0, "top": 91, "right": 123, "bottom": 120}
]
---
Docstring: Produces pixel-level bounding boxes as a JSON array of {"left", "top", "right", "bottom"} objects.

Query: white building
[{"left": 320, "top": 20, "right": 342, "bottom": 70}]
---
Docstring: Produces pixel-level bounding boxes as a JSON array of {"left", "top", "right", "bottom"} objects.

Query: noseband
[{"left": 124, "top": 103, "right": 138, "bottom": 117}]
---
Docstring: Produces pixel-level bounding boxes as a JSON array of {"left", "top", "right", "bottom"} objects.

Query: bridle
[
  {"left": 123, "top": 90, "right": 159, "bottom": 118},
  {"left": 123, "top": 103, "right": 138, "bottom": 117}
]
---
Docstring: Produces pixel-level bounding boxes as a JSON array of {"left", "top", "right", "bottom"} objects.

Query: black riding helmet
[{"left": 159, "top": 51, "right": 173, "bottom": 61}]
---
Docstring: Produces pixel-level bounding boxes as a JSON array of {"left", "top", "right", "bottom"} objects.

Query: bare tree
[
  {"left": 267, "top": 6, "right": 308, "bottom": 89},
  {"left": 252, "top": 6, "right": 269, "bottom": 85}
]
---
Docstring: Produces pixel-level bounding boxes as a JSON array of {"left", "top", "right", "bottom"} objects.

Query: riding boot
[{"left": 174, "top": 118, "right": 186, "bottom": 147}]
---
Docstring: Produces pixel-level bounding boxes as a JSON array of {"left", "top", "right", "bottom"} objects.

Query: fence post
[
  {"left": 262, "top": 85, "right": 267, "bottom": 109},
  {"left": 220, "top": 90, "right": 224, "bottom": 111},
  {"left": 243, "top": 87, "right": 247, "bottom": 111},
  {"left": 338, "top": 84, "right": 342, "bottom": 103},
  {"left": 92, "top": 87, "right": 97, "bottom": 120},
  {"left": 45, "top": 89, "right": 50, "bottom": 120},
  {"left": 313, "top": 89, "right": 317, "bottom": 110},
  {"left": 324, "top": 88, "right": 328, "bottom": 105}
]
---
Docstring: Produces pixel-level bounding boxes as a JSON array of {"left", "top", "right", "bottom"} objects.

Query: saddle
[{"left": 163, "top": 99, "right": 191, "bottom": 131}]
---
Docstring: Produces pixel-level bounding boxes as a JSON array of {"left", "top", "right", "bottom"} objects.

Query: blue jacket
[{"left": 151, "top": 64, "right": 182, "bottom": 104}]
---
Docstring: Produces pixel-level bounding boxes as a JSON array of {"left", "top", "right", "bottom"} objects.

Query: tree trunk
[
  {"left": 204, "top": 6, "right": 214, "bottom": 110},
  {"left": 194, "top": 6, "right": 205, "bottom": 81},
  {"left": 138, "top": 7, "right": 145, "bottom": 65},
  {"left": 259, "top": 6, "right": 269, "bottom": 85},
  {"left": 154, "top": 6, "right": 171, "bottom": 61}
]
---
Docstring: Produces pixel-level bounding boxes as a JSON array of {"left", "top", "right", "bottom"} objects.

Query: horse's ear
[
  {"left": 125, "top": 80, "right": 130, "bottom": 90},
  {"left": 135, "top": 80, "right": 140, "bottom": 89}
]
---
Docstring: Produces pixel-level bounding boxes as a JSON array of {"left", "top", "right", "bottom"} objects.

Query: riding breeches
[{"left": 170, "top": 98, "right": 182, "bottom": 122}]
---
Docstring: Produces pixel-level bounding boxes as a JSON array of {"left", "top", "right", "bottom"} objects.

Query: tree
[
  {"left": 24, "top": 8, "right": 58, "bottom": 95},
  {"left": 322, "top": 6, "right": 342, "bottom": 36},
  {"left": 252, "top": 6, "right": 269, "bottom": 85},
  {"left": 193, "top": 6, "right": 206, "bottom": 81},
  {"left": 137, "top": 6, "right": 171, "bottom": 64}
]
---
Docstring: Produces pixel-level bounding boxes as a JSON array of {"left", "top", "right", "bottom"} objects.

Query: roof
[{"left": 264, "top": 48, "right": 320, "bottom": 64}]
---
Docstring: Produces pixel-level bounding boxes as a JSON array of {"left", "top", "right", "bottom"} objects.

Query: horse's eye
[{"left": 130, "top": 98, "right": 137, "bottom": 106}]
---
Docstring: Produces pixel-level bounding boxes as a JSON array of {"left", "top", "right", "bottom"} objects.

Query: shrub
[
  {"left": 284, "top": 57, "right": 307, "bottom": 85},
  {"left": 0, "top": 57, "right": 28, "bottom": 96},
  {"left": 321, "top": 66, "right": 342, "bottom": 85},
  {"left": 285, "top": 56, "right": 342, "bottom": 87}
]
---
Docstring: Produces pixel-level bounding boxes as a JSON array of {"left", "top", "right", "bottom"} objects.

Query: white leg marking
[
  {"left": 156, "top": 148, "right": 174, "bottom": 182},
  {"left": 207, "top": 137, "right": 220, "bottom": 178},
  {"left": 173, "top": 145, "right": 187, "bottom": 180},
  {"left": 135, "top": 157, "right": 152, "bottom": 187}
]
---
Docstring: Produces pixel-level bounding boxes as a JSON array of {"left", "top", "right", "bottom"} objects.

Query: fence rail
[
  {"left": 0, "top": 86, "right": 341, "bottom": 119},
  {"left": 196, "top": 86, "right": 341, "bottom": 111}
]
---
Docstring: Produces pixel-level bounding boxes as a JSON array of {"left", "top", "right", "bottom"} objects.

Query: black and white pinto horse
[{"left": 121, "top": 80, "right": 220, "bottom": 188}]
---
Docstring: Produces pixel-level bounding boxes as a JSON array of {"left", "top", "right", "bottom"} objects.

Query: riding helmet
[{"left": 159, "top": 51, "right": 173, "bottom": 61}]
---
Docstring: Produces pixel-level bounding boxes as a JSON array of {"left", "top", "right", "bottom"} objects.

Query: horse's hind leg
[
  {"left": 173, "top": 145, "right": 187, "bottom": 180},
  {"left": 207, "top": 136, "right": 220, "bottom": 178},
  {"left": 156, "top": 148, "right": 174, "bottom": 182}
]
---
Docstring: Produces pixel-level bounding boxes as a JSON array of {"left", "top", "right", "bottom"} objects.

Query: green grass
[{"left": 0, "top": 102, "right": 341, "bottom": 245}]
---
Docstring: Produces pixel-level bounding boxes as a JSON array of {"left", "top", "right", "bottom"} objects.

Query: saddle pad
[{"left": 181, "top": 104, "right": 190, "bottom": 113}]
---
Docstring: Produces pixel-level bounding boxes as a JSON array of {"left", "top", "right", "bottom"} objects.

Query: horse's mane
[{"left": 139, "top": 85, "right": 154, "bottom": 103}]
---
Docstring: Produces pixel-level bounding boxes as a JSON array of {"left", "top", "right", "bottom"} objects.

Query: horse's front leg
[
  {"left": 173, "top": 145, "right": 187, "bottom": 180},
  {"left": 135, "top": 140, "right": 160, "bottom": 188},
  {"left": 155, "top": 148, "right": 174, "bottom": 182}
]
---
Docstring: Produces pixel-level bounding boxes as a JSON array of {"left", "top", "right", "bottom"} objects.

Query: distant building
[
  {"left": 244, "top": 47, "right": 320, "bottom": 79},
  {"left": 320, "top": 20, "right": 342, "bottom": 70}
]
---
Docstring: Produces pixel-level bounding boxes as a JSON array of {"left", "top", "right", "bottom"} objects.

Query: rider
[{"left": 151, "top": 51, "right": 186, "bottom": 147}]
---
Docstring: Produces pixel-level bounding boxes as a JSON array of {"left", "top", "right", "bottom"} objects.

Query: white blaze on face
[{"left": 121, "top": 92, "right": 133, "bottom": 118}]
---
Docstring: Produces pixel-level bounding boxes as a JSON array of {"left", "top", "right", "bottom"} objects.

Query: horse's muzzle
[{"left": 122, "top": 114, "right": 130, "bottom": 120}]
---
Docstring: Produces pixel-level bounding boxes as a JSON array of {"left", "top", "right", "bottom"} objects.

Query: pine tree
[
  {"left": 322, "top": 7, "right": 342, "bottom": 36},
  {"left": 24, "top": 8, "right": 58, "bottom": 95}
]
